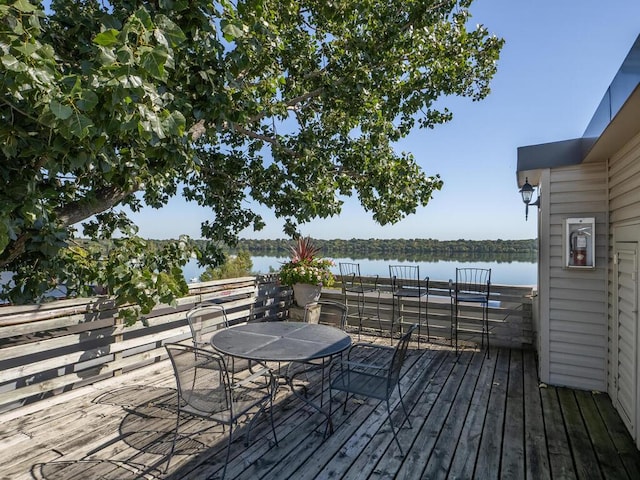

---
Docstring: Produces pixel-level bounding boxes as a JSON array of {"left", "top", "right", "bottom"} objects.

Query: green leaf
[
  {"left": 14, "top": 42, "right": 38, "bottom": 57},
  {"left": 148, "top": 112, "right": 165, "bottom": 140},
  {"left": 162, "top": 110, "right": 186, "bottom": 136},
  {"left": 31, "top": 65, "right": 55, "bottom": 83},
  {"left": 12, "top": 0, "right": 37, "bottom": 13},
  {"left": 67, "top": 112, "right": 93, "bottom": 138},
  {"left": 222, "top": 21, "right": 245, "bottom": 41},
  {"left": 76, "top": 90, "right": 99, "bottom": 112},
  {"left": 134, "top": 7, "right": 153, "bottom": 29},
  {"left": 93, "top": 29, "right": 120, "bottom": 47},
  {"left": 1, "top": 135, "right": 18, "bottom": 158},
  {"left": 156, "top": 15, "right": 186, "bottom": 47},
  {"left": 98, "top": 46, "right": 117, "bottom": 65},
  {"left": 50, "top": 100, "right": 73, "bottom": 120},
  {"left": 1, "top": 54, "right": 26, "bottom": 72},
  {"left": 141, "top": 47, "right": 168, "bottom": 80}
]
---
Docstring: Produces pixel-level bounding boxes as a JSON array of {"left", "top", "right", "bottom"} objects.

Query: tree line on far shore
[
  {"left": 205, "top": 238, "right": 537, "bottom": 258},
  {"left": 78, "top": 237, "right": 537, "bottom": 260},
  {"left": 149, "top": 238, "right": 535, "bottom": 264}
]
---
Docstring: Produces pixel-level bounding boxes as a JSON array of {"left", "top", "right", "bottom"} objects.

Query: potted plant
[{"left": 279, "top": 236, "right": 335, "bottom": 306}]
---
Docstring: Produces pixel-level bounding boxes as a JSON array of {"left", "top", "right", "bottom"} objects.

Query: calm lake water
[{"left": 184, "top": 255, "right": 537, "bottom": 286}]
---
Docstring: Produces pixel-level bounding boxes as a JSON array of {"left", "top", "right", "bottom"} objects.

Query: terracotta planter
[{"left": 292, "top": 283, "right": 322, "bottom": 307}]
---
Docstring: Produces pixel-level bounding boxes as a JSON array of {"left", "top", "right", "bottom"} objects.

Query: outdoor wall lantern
[{"left": 519, "top": 177, "right": 540, "bottom": 221}]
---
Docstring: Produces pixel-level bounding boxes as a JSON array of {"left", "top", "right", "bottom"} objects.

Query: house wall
[
  {"left": 539, "top": 162, "right": 608, "bottom": 390},
  {"left": 607, "top": 130, "right": 640, "bottom": 397}
]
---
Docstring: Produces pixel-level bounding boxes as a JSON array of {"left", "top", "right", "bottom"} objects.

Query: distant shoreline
[{"left": 212, "top": 237, "right": 538, "bottom": 258}]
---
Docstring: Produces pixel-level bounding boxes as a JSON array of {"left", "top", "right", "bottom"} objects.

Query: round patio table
[{"left": 210, "top": 322, "right": 351, "bottom": 433}]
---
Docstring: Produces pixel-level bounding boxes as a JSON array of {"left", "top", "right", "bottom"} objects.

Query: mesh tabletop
[{"left": 210, "top": 322, "right": 351, "bottom": 362}]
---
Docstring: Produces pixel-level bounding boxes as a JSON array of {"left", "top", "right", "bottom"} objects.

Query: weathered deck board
[
  {"left": 558, "top": 387, "right": 603, "bottom": 479},
  {"left": 419, "top": 350, "right": 485, "bottom": 479},
  {"left": 1, "top": 334, "right": 639, "bottom": 480},
  {"left": 447, "top": 345, "right": 497, "bottom": 479},
  {"left": 502, "top": 349, "right": 526, "bottom": 479},
  {"left": 474, "top": 347, "right": 509, "bottom": 480},
  {"left": 594, "top": 393, "right": 640, "bottom": 479},
  {"left": 576, "top": 389, "right": 628, "bottom": 478},
  {"left": 540, "top": 385, "right": 577, "bottom": 479},
  {"left": 523, "top": 349, "right": 551, "bottom": 479}
]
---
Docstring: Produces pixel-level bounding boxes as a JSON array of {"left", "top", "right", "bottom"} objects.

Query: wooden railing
[
  {"left": 325, "top": 277, "right": 535, "bottom": 349},
  {"left": 0, "top": 274, "right": 534, "bottom": 414}
]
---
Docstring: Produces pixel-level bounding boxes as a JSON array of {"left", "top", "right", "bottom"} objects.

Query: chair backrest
[
  {"left": 387, "top": 324, "right": 418, "bottom": 394},
  {"left": 165, "top": 343, "right": 231, "bottom": 415},
  {"left": 304, "top": 300, "right": 348, "bottom": 330},
  {"left": 186, "top": 304, "right": 229, "bottom": 346},
  {"left": 455, "top": 268, "right": 491, "bottom": 297},
  {"left": 389, "top": 265, "right": 424, "bottom": 291},
  {"left": 339, "top": 262, "right": 361, "bottom": 291}
]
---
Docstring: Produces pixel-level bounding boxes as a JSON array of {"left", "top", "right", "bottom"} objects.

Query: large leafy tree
[{"left": 0, "top": 0, "right": 503, "bottom": 321}]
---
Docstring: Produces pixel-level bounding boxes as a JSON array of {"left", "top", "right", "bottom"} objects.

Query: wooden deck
[{"left": 2, "top": 334, "right": 639, "bottom": 480}]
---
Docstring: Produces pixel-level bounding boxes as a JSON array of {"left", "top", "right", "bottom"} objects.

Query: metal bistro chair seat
[
  {"left": 329, "top": 324, "right": 418, "bottom": 455},
  {"left": 450, "top": 268, "right": 492, "bottom": 356}
]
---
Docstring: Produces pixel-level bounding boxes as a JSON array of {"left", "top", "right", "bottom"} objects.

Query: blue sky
[{"left": 126, "top": 0, "right": 640, "bottom": 241}]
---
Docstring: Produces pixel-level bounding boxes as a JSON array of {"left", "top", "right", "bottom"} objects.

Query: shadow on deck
[{"left": 3, "top": 334, "right": 639, "bottom": 480}]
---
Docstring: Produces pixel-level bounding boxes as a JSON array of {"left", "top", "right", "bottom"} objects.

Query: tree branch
[
  {"left": 0, "top": 234, "right": 29, "bottom": 268},
  {"left": 0, "top": 97, "right": 41, "bottom": 124},
  {"left": 229, "top": 123, "right": 299, "bottom": 157},
  {"left": 55, "top": 184, "right": 136, "bottom": 226}
]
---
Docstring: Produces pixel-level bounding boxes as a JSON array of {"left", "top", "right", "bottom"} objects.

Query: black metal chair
[
  {"left": 164, "top": 343, "right": 278, "bottom": 479},
  {"left": 328, "top": 324, "right": 417, "bottom": 455},
  {"left": 449, "top": 268, "right": 491, "bottom": 356},
  {"left": 288, "top": 300, "right": 349, "bottom": 406},
  {"left": 303, "top": 299, "right": 348, "bottom": 328},
  {"left": 186, "top": 303, "right": 230, "bottom": 347},
  {"left": 389, "top": 265, "right": 429, "bottom": 347},
  {"left": 187, "top": 304, "right": 266, "bottom": 383},
  {"left": 339, "top": 262, "right": 381, "bottom": 338}
]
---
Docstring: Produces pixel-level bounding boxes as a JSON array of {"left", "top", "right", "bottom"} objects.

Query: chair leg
[
  {"left": 396, "top": 383, "right": 412, "bottom": 429},
  {"left": 390, "top": 295, "right": 396, "bottom": 346},
  {"left": 386, "top": 398, "right": 403, "bottom": 455},
  {"left": 417, "top": 299, "right": 421, "bottom": 349},
  {"left": 357, "top": 291, "right": 364, "bottom": 339},
  {"left": 480, "top": 304, "right": 485, "bottom": 350},
  {"left": 484, "top": 303, "right": 490, "bottom": 358},
  {"left": 375, "top": 290, "right": 382, "bottom": 335},
  {"left": 450, "top": 299, "right": 454, "bottom": 348},
  {"left": 268, "top": 377, "right": 279, "bottom": 445},
  {"left": 319, "top": 360, "right": 326, "bottom": 407},
  {"left": 245, "top": 404, "right": 265, "bottom": 447},
  {"left": 425, "top": 299, "right": 430, "bottom": 342},
  {"left": 221, "top": 424, "right": 233, "bottom": 480},
  {"left": 164, "top": 408, "right": 181, "bottom": 473},
  {"left": 454, "top": 304, "right": 459, "bottom": 355}
]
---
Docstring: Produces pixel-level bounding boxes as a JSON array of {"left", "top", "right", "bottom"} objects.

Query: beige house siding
[
  {"left": 607, "top": 130, "right": 640, "bottom": 398},
  {"left": 541, "top": 162, "right": 608, "bottom": 390},
  {"left": 537, "top": 170, "right": 551, "bottom": 382},
  {"left": 609, "top": 132, "right": 640, "bottom": 225}
]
